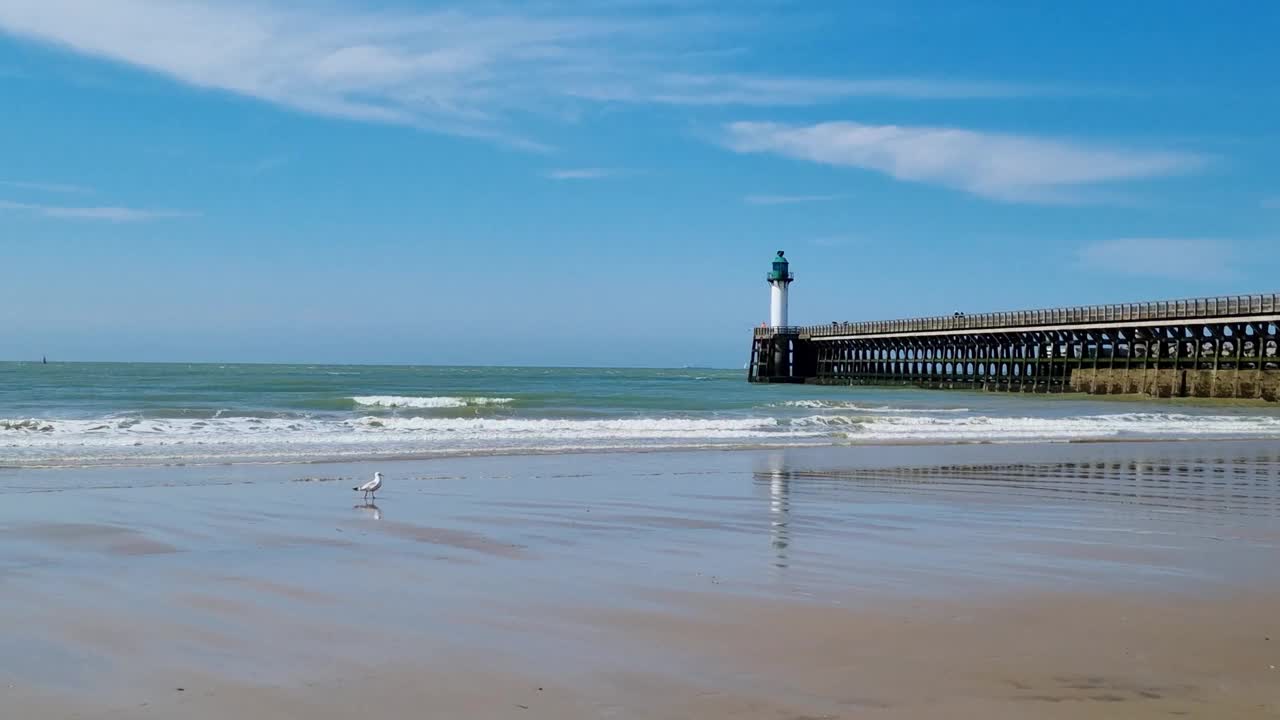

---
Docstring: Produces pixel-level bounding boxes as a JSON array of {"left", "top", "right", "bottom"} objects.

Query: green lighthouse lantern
[{"left": 768, "top": 251, "right": 793, "bottom": 283}]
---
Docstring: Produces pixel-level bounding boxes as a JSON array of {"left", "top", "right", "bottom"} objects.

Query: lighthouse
[
  {"left": 767, "top": 250, "right": 793, "bottom": 327},
  {"left": 750, "top": 250, "right": 812, "bottom": 383}
]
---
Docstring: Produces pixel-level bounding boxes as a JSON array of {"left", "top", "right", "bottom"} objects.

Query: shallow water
[{"left": 3, "top": 442, "right": 1277, "bottom": 597}]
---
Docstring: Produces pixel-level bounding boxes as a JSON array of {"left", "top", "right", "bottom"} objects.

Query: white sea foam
[
  {"left": 351, "top": 416, "right": 785, "bottom": 437},
  {"left": 351, "top": 395, "right": 515, "bottom": 409},
  {"left": 4, "top": 411, "right": 1280, "bottom": 467},
  {"left": 793, "top": 412, "right": 1280, "bottom": 442},
  {"left": 774, "top": 400, "right": 971, "bottom": 413},
  {"left": 0, "top": 418, "right": 56, "bottom": 432},
  {"left": 0, "top": 414, "right": 810, "bottom": 466}
]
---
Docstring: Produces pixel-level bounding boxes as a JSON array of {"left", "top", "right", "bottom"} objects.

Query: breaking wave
[
  {"left": 4, "top": 411, "right": 1280, "bottom": 467},
  {"left": 792, "top": 412, "right": 1280, "bottom": 441},
  {"left": 0, "top": 415, "right": 813, "bottom": 467},
  {"left": 772, "top": 400, "right": 970, "bottom": 413},
  {"left": 351, "top": 395, "right": 515, "bottom": 409}
]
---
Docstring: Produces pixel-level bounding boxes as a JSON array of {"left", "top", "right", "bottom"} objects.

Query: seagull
[{"left": 354, "top": 472, "right": 383, "bottom": 501}]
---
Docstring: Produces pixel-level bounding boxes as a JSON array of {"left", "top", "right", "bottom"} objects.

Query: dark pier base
[{"left": 747, "top": 333, "right": 816, "bottom": 385}]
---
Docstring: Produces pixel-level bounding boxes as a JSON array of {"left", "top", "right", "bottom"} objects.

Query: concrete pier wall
[{"left": 1069, "top": 368, "right": 1280, "bottom": 401}]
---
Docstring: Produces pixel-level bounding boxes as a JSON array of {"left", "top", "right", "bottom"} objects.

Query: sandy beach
[
  {"left": 9, "top": 0, "right": 1279, "bottom": 715},
  {"left": 2, "top": 441, "right": 1279, "bottom": 718}
]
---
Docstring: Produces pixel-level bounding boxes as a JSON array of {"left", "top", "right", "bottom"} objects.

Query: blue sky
[{"left": 1, "top": 1, "right": 1277, "bottom": 367}]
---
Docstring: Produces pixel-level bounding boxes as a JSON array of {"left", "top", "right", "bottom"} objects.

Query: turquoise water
[{"left": 4, "top": 362, "right": 1280, "bottom": 467}]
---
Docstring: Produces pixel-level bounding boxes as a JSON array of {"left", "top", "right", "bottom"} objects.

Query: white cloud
[
  {"left": 1076, "top": 238, "right": 1236, "bottom": 280},
  {"left": 0, "top": 180, "right": 92, "bottom": 194},
  {"left": 576, "top": 73, "right": 1036, "bottom": 106},
  {"left": 0, "top": 1, "right": 1050, "bottom": 147},
  {"left": 0, "top": 200, "right": 196, "bottom": 222},
  {"left": 722, "top": 121, "right": 1206, "bottom": 203},
  {"left": 545, "top": 168, "right": 625, "bottom": 180},
  {"left": 1263, "top": 196, "right": 1280, "bottom": 209},
  {"left": 744, "top": 193, "right": 842, "bottom": 205}
]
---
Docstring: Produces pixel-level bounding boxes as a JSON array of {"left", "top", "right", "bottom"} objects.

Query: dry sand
[
  {"left": 5, "top": 591, "right": 1276, "bottom": 719},
  {"left": 1, "top": 442, "right": 1278, "bottom": 718}
]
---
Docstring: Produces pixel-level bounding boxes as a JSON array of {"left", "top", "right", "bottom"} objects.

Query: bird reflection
[{"left": 353, "top": 502, "right": 382, "bottom": 520}]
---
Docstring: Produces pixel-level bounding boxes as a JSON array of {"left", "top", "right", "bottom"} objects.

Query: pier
[{"left": 748, "top": 293, "right": 1280, "bottom": 401}]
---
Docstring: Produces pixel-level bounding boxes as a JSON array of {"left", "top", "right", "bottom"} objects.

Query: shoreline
[{"left": 6, "top": 432, "right": 1280, "bottom": 472}]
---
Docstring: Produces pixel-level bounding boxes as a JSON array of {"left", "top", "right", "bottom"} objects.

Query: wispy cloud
[
  {"left": 0, "top": 180, "right": 92, "bottom": 194},
  {"left": 1263, "top": 196, "right": 1280, "bottom": 209},
  {"left": 0, "top": 1, "right": 1053, "bottom": 147},
  {"left": 722, "top": 121, "right": 1206, "bottom": 203},
  {"left": 576, "top": 73, "right": 1038, "bottom": 106},
  {"left": 744, "top": 193, "right": 842, "bottom": 206},
  {"left": 545, "top": 168, "right": 626, "bottom": 180},
  {"left": 1076, "top": 238, "right": 1237, "bottom": 280},
  {"left": 0, "top": 200, "right": 196, "bottom": 222}
]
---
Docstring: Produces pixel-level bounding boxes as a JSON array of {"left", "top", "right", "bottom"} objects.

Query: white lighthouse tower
[{"left": 767, "top": 250, "right": 793, "bottom": 327}]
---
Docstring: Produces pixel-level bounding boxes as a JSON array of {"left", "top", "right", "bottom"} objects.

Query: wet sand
[{"left": 2, "top": 441, "right": 1278, "bottom": 718}]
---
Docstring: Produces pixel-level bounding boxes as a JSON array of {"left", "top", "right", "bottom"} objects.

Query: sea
[{"left": 4, "top": 361, "right": 1280, "bottom": 469}]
